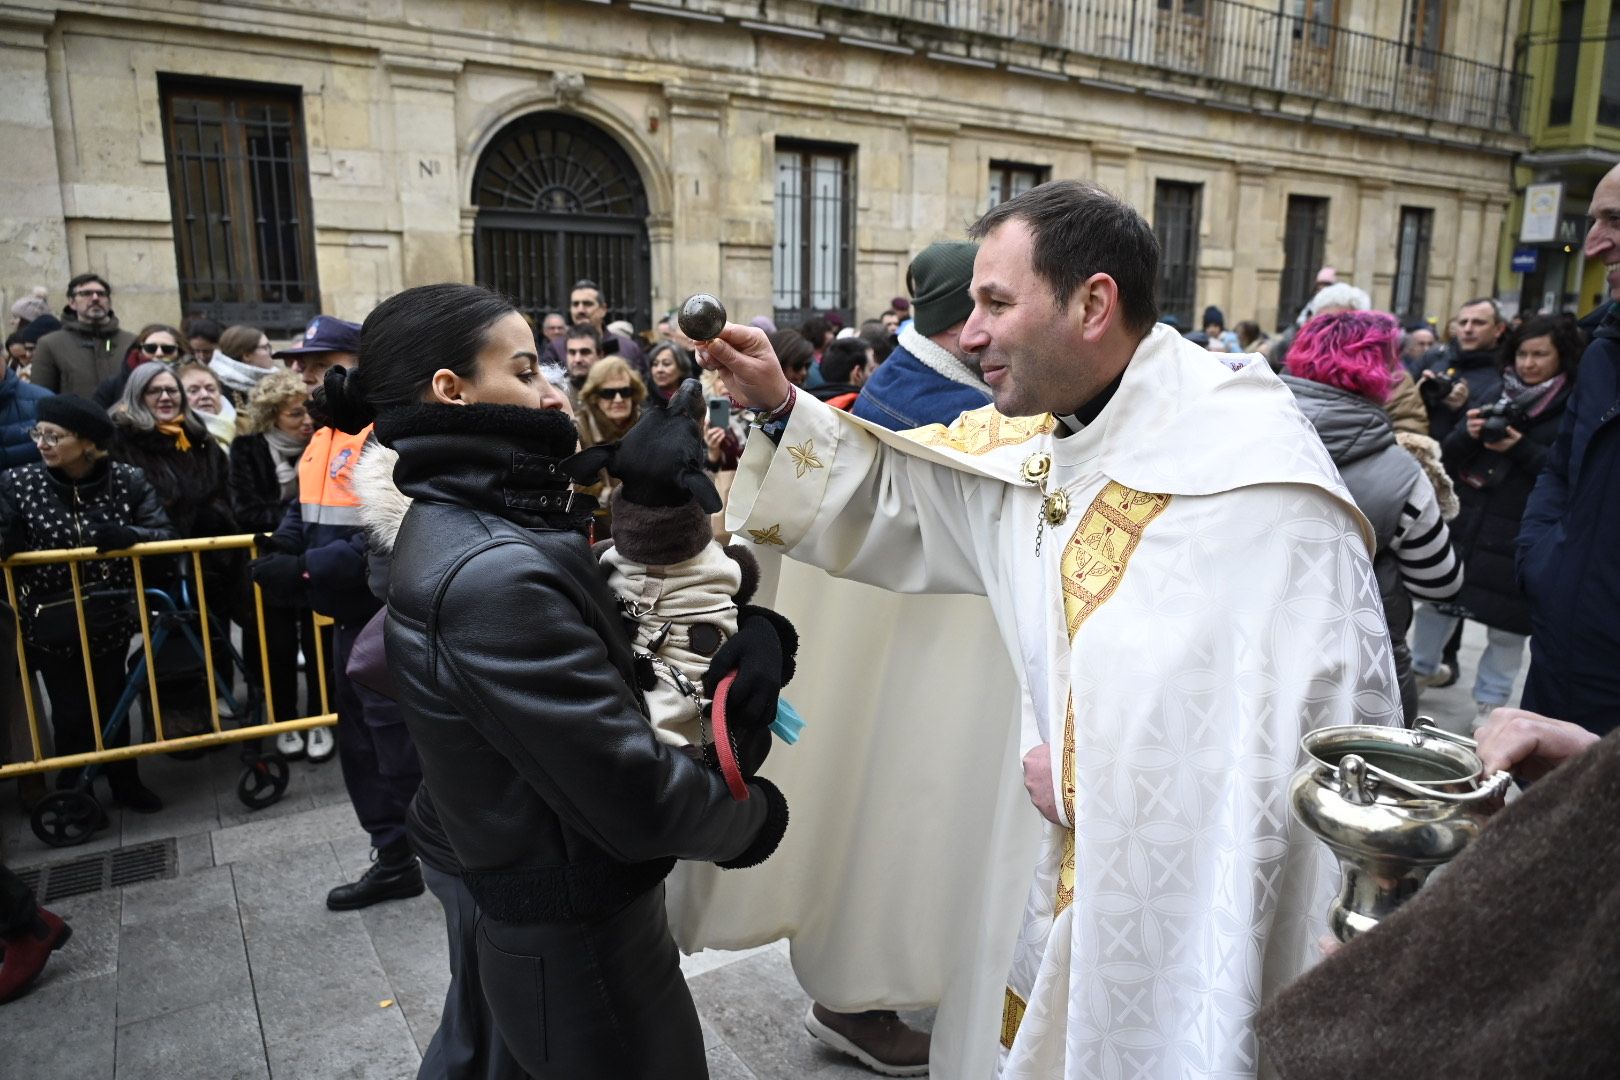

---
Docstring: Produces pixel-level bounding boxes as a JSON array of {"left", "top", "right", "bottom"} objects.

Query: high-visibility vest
[{"left": 298, "top": 424, "right": 371, "bottom": 528}]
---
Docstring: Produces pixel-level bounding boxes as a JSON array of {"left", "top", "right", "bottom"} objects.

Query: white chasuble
[{"left": 696, "top": 326, "right": 1400, "bottom": 1079}]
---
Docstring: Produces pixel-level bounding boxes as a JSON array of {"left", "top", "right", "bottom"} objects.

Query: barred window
[
  {"left": 1153, "top": 181, "right": 1202, "bottom": 328},
  {"left": 160, "top": 80, "right": 319, "bottom": 336},
  {"left": 1279, "top": 195, "right": 1330, "bottom": 330},
  {"left": 1392, "top": 207, "right": 1434, "bottom": 324},
  {"left": 773, "top": 142, "right": 854, "bottom": 328},
  {"left": 987, "top": 161, "right": 1048, "bottom": 209}
]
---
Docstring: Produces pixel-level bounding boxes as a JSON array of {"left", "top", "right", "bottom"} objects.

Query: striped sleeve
[{"left": 1391, "top": 490, "right": 1462, "bottom": 601}]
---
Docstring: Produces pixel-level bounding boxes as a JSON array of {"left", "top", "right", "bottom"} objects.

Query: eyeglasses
[
  {"left": 144, "top": 385, "right": 182, "bottom": 399},
  {"left": 141, "top": 342, "right": 180, "bottom": 356},
  {"left": 27, "top": 429, "right": 66, "bottom": 447},
  {"left": 594, "top": 386, "right": 635, "bottom": 400},
  {"left": 72, "top": 288, "right": 109, "bottom": 300},
  {"left": 251, "top": 341, "right": 273, "bottom": 353}
]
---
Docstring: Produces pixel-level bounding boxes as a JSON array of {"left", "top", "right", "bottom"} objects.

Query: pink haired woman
[{"left": 1282, "top": 310, "right": 1463, "bottom": 722}]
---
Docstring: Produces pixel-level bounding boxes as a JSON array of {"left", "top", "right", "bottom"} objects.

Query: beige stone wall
[{"left": 0, "top": 0, "right": 1519, "bottom": 335}]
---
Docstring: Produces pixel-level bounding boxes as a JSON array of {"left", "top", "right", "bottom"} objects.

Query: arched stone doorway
[{"left": 472, "top": 112, "right": 651, "bottom": 329}]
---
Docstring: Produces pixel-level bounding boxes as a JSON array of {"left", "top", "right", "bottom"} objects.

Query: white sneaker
[
  {"left": 275, "top": 729, "right": 306, "bottom": 759},
  {"left": 1415, "top": 663, "right": 1453, "bottom": 690},
  {"left": 306, "top": 726, "right": 336, "bottom": 763}
]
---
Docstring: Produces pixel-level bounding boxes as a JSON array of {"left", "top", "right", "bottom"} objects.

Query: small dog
[{"left": 562, "top": 379, "right": 797, "bottom": 765}]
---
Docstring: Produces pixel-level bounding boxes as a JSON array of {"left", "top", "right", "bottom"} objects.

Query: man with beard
[
  {"left": 29, "top": 273, "right": 136, "bottom": 397},
  {"left": 851, "top": 242, "right": 992, "bottom": 431},
  {"left": 545, "top": 278, "right": 645, "bottom": 378}
]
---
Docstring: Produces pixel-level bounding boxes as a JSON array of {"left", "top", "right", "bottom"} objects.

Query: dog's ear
[
  {"left": 681, "top": 467, "right": 723, "bottom": 514},
  {"left": 558, "top": 444, "right": 616, "bottom": 483}
]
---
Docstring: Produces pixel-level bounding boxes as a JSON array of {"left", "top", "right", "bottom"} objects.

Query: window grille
[
  {"left": 161, "top": 81, "right": 319, "bottom": 336},
  {"left": 1279, "top": 195, "right": 1330, "bottom": 330},
  {"left": 1392, "top": 207, "right": 1434, "bottom": 325},
  {"left": 1153, "top": 181, "right": 1202, "bottom": 328},
  {"left": 773, "top": 143, "right": 855, "bottom": 328}
]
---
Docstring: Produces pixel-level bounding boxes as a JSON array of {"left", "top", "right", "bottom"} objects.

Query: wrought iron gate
[{"left": 473, "top": 114, "right": 651, "bottom": 329}]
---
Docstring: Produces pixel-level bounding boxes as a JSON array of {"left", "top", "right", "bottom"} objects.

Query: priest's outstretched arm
[{"left": 711, "top": 326, "right": 999, "bottom": 596}]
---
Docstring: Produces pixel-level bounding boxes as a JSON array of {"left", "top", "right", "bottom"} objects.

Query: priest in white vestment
[{"left": 695, "top": 182, "right": 1400, "bottom": 1079}]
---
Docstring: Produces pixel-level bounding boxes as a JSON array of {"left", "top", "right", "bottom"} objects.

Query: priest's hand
[
  {"left": 1476, "top": 708, "right": 1598, "bottom": 783},
  {"left": 1022, "top": 744, "right": 1062, "bottom": 825},
  {"left": 695, "top": 324, "right": 791, "bottom": 411}
]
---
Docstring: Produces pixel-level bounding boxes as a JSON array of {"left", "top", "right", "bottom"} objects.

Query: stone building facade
[{"left": 2, "top": 0, "right": 1525, "bottom": 338}]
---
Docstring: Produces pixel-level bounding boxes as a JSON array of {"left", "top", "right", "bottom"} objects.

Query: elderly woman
[
  {"left": 1281, "top": 310, "right": 1463, "bottom": 722},
  {"left": 0, "top": 396, "right": 176, "bottom": 811},
  {"left": 209, "top": 324, "right": 277, "bottom": 407},
  {"left": 110, "top": 362, "right": 235, "bottom": 541},
  {"left": 228, "top": 371, "right": 325, "bottom": 755},
  {"left": 176, "top": 361, "right": 238, "bottom": 447}
]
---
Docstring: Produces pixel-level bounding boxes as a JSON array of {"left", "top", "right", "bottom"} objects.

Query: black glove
[
  {"left": 249, "top": 553, "right": 307, "bottom": 595},
  {"left": 91, "top": 524, "right": 141, "bottom": 553},
  {"left": 702, "top": 605, "right": 799, "bottom": 732},
  {"left": 253, "top": 531, "right": 293, "bottom": 554}
]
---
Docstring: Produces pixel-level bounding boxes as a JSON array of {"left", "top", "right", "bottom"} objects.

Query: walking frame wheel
[
  {"left": 236, "top": 754, "right": 291, "bottom": 810},
  {"left": 31, "top": 789, "right": 107, "bottom": 848}
]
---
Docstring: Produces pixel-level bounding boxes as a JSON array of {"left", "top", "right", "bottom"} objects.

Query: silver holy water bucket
[{"left": 1290, "top": 721, "right": 1513, "bottom": 943}]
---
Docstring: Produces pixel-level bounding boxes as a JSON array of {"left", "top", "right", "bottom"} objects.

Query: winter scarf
[
  {"left": 155, "top": 419, "right": 193, "bottom": 452},
  {"left": 264, "top": 428, "right": 306, "bottom": 501},
  {"left": 208, "top": 349, "right": 274, "bottom": 397},
  {"left": 1499, "top": 367, "right": 1568, "bottom": 418}
]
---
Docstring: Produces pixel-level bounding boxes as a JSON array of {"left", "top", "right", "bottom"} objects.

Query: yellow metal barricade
[{"left": 0, "top": 534, "right": 338, "bottom": 783}]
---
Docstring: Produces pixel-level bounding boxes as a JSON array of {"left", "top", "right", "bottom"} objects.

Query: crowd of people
[{"left": 0, "top": 167, "right": 1616, "bottom": 1080}]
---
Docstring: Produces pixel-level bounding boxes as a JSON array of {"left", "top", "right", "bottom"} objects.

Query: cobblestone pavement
[{"left": 0, "top": 621, "right": 1515, "bottom": 1078}]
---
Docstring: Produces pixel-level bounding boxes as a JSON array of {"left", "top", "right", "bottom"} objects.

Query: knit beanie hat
[
  {"left": 1202, "top": 305, "right": 1225, "bottom": 329},
  {"left": 907, "top": 242, "right": 978, "bottom": 337},
  {"left": 36, "top": 394, "right": 116, "bottom": 448},
  {"left": 17, "top": 314, "right": 61, "bottom": 344},
  {"left": 11, "top": 287, "right": 49, "bottom": 324}
]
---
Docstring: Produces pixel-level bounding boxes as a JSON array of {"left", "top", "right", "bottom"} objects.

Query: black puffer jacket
[
  {"left": 0, "top": 459, "right": 176, "bottom": 652},
  {"left": 1442, "top": 379, "right": 1572, "bottom": 635},
  {"left": 378, "top": 403, "right": 787, "bottom": 924}
]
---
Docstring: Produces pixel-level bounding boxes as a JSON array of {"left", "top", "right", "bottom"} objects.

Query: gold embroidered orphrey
[
  {"left": 747, "top": 523, "right": 785, "bottom": 546},
  {"left": 904, "top": 405, "right": 1055, "bottom": 456},
  {"left": 1000, "top": 480, "right": 1172, "bottom": 1051}
]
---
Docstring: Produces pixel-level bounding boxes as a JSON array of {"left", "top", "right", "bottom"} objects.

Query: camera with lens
[
  {"left": 1478, "top": 398, "right": 1527, "bottom": 444},
  {"left": 1419, "top": 369, "right": 1461, "bottom": 409}
]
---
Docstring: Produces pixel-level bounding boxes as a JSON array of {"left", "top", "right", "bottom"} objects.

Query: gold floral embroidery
[
  {"left": 903, "top": 405, "right": 1054, "bottom": 456},
  {"left": 787, "top": 439, "right": 824, "bottom": 478},
  {"left": 747, "top": 524, "right": 785, "bottom": 546},
  {"left": 1000, "top": 985, "right": 1028, "bottom": 1050},
  {"left": 1053, "top": 482, "right": 1171, "bottom": 919}
]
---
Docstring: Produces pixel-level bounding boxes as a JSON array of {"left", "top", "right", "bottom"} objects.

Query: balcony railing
[{"left": 812, "top": 0, "right": 1525, "bottom": 132}]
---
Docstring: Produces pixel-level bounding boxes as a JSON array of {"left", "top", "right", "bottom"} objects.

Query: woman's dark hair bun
[{"left": 312, "top": 363, "right": 376, "bottom": 434}]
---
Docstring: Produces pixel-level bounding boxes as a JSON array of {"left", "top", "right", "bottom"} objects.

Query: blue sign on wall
[{"left": 1511, "top": 247, "right": 1540, "bottom": 274}]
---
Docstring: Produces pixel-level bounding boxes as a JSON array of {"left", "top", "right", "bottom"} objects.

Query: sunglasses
[
  {"left": 594, "top": 386, "right": 635, "bottom": 400},
  {"left": 145, "top": 385, "right": 182, "bottom": 399},
  {"left": 141, "top": 342, "right": 180, "bottom": 356}
]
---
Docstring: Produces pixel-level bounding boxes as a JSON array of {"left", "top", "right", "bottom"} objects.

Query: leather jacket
[{"left": 377, "top": 403, "right": 786, "bottom": 923}]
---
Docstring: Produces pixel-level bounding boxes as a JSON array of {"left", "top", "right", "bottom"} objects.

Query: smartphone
[{"left": 707, "top": 396, "right": 731, "bottom": 429}]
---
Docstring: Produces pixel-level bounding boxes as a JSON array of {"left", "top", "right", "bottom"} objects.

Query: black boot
[
  {"left": 325, "top": 840, "right": 423, "bottom": 911},
  {"left": 107, "top": 764, "right": 163, "bottom": 814}
]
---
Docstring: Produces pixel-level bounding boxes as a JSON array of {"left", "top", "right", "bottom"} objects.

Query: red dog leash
[{"left": 709, "top": 671, "right": 750, "bottom": 801}]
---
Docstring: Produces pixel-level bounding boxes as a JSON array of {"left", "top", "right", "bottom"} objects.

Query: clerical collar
[{"left": 1055, "top": 369, "right": 1124, "bottom": 436}]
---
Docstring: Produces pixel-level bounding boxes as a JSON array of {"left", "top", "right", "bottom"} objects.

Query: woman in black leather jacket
[{"left": 316, "top": 283, "right": 790, "bottom": 1080}]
